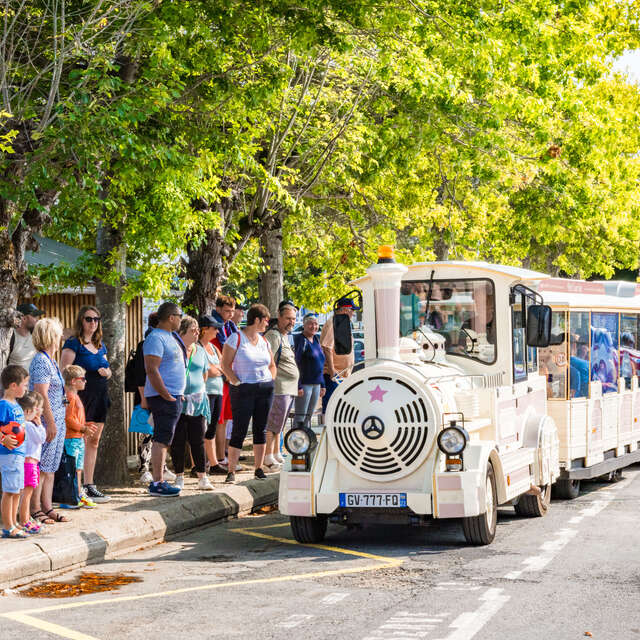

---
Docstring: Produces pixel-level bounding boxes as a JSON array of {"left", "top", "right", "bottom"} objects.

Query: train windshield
[{"left": 400, "top": 279, "right": 496, "bottom": 364}]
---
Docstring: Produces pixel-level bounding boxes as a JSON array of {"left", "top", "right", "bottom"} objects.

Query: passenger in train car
[
  {"left": 620, "top": 331, "right": 638, "bottom": 388},
  {"left": 569, "top": 335, "right": 589, "bottom": 398},
  {"left": 590, "top": 325, "right": 618, "bottom": 393},
  {"left": 539, "top": 345, "right": 567, "bottom": 398}
]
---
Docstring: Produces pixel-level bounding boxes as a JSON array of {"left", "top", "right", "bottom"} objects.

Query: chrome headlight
[
  {"left": 284, "top": 428, "right": 316, "bottom": 455},
  {"left": 437, "top": 425, "right": 467, "bottom": 455}
]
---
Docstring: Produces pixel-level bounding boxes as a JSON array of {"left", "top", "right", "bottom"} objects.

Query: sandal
[
  {"left": 2, "top": 526, "right": 28, "bottom": 539},
  {"left": 31, "top": 510, "right": 55, "bottom": 525},
  {"left": 44, "top": 508, "right": 69, "bottom": 523}
]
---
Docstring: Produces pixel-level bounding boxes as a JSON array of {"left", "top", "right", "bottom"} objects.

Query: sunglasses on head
[{"left": 84, "top": 316, "right": 100, "bottom": 323}]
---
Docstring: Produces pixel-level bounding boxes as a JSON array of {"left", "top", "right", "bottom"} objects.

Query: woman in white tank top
[{"left": 221, "top": 304, "right": 276, "bottom": 484}]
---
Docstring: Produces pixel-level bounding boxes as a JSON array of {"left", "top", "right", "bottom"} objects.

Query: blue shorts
[
  {"left": 0, "top": 454, "right": 25, "bottom": 494},
  {"left": 64, "top": 438, "right": 85, "bottom": 471}
]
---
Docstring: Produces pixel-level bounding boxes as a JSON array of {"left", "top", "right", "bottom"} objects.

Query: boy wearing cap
[
  {"left": 320, "top": 297, "right": 358, "bottom": 415},
  {"left": 8, "top": 304, "right": 44, "bottom": 371}
]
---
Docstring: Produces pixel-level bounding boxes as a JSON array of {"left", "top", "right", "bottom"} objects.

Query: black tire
[
  {"left": 605, "top": 469, "right": 623, "bottom": 483},
  {"left": 290, "top": 515, "right": 328, "bottom": 543},
  {"left": 462, "top": 463, "right": 497, "bottom": 546},
  {"left": 514, "top": 483, "right": 551, "bottom": 517},
  {"left": 552, "top": 478, "right": 581, "bottom": 500}
]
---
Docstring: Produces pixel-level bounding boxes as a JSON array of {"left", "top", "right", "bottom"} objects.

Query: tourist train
[{"left": 278, "top": 248, "right": 640, "bottom": 545}]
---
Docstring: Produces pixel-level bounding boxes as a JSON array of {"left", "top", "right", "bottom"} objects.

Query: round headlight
[
  {"left": 437, "top": 426, "right": 467, "bottom": 455},
  {"left": 285, "top": 429, "right": 311, "bottom": 455}
]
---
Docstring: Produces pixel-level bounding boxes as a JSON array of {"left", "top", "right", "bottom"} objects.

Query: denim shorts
[
  {"left": 147, "top": 395, "right": 183, "bottom": 446},
  {"left": 0, "top": 454, "right": 24, "bottom": 494},
  {"left": 64, "top": 438, "right": 85, "bottom": 471}
]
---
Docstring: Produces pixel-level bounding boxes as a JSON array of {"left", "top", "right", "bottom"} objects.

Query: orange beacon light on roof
[{"left": 377, "top": 245, "right": 395, "bottom": 263}]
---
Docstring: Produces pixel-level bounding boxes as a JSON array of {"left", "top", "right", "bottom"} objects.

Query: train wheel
[
  {"left": 290, "top": 515, "right": 327, "bottom": 543},
  {"left": 514, "top": 483, "right": 551, "bottom": 517},
  {"left": 462, "top": 463, "right": 497, "bottom": 546},
  {"left": 605, "top": 469, "right": 623, "bottom": 483},
  {"left": 552, "top": 478, "right": 581, "bottom": 499}
]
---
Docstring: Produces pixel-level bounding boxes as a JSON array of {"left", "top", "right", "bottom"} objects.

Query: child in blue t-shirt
[{"left": 0, "top": 364, "right": 30, "bottom": 538}]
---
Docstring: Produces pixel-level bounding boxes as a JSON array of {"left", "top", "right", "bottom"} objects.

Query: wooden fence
[{"left": 32, "top": 293, "right": 144, "bottom": 459}]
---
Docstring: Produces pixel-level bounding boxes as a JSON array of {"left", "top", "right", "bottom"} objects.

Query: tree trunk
[
  {"left": 258, "top": 218, "right": 284, "bottom": 316},
  {"left": 95, "top": 222, "right": 128, "bottom": 486},
  {"left": 182, "top": 228, "right": 227, "bottom": 316},
  {"left": 433, "top": 234, "right": 450, "bottom": 261},
  {"left": 0, "top": 226, "right": 19, "bottom": 371}
]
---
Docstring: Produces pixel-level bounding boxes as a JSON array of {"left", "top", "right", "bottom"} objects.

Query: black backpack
[{"left": 124, "top": 346, "right": 139, "bottom": 393}]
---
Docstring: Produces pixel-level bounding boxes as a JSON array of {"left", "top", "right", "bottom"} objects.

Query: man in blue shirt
[
  {"left": 211, "top": 295, "right": 237, "bottom": 346},
  {"left": 144, "top": 302, "right": 185, "bottom": 497},
  {"left": 0, "top": 365, "right": 29, "bottom": 537}
]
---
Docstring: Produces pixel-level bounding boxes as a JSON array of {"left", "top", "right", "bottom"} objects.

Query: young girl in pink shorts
[{"left": 19, "top": 391, "right": 46, "bottom": 533}]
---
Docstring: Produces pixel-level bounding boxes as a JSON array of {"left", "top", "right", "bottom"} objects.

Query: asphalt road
[{"left": 1, "top": 466, "right": 639, "bottom": 640}]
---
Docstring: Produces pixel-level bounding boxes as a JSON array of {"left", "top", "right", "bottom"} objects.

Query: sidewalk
[{"left": 0, "top": 469, "right": 280, "bottom": 589}]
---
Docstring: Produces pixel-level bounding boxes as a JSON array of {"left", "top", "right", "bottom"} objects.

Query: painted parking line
[{"left": 0, "top": 523, "right": 401, "bottom": 640}]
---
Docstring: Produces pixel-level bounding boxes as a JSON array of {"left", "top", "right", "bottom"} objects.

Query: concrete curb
[{"left": 0, "top": 476, "right": 279, "bottom": 589}]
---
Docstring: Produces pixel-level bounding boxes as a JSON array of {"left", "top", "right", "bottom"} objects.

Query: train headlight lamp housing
[
  {"left": 284, "top": 428, "right": 317, "bottom": 455},
  {"left": 437, "top": 424, "right": 468, "bottom": 455}
]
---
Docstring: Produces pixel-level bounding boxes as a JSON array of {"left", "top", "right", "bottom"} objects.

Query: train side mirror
[
  {"left": 333, "top": 314, "right": 353, "bottom": 355},
  {"left": 526, "top": 304, "right": 552, "bottom": 347}
]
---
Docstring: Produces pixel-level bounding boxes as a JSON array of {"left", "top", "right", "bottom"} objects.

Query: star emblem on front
[{"left": 368, "top": 384, "right": 387, "bottom": 403}]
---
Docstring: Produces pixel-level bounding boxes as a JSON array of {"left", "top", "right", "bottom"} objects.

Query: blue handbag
[{"left": 128, "top": 405, "right": 153, "bottom": 435}]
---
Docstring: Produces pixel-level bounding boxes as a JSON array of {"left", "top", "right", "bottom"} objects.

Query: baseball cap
[
  {"left": 17, "top": 303, "right": 44, "bottom": 316},
  {"left": 198, "top": 314, "right": 223, "bottom": 329},
  {"left": 278, "top": 299, "right": 298, "bottom": 311},
  {"left": 336, "top": 297, "right": 361, "bottom": 310}
]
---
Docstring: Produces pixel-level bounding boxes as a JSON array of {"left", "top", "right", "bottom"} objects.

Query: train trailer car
[
  {"left": 536, "top": 278, "right": 640, "bottom": 498},
  {"left": 279, "top": 249, "right": 561, "bottom": 545}
]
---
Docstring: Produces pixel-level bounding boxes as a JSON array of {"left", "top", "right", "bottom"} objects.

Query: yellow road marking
[
  {"left": 1, "top": 522, "right": 402, "bottom": 640},
  {"left": 2, "top": 612, "right": 99, "bottom": 640},
  {"left": 238, "top": 522, "right": 290, "bottom": 530},
  {"left": 234, "top": 528, "right": 398, "bottom": 563}
]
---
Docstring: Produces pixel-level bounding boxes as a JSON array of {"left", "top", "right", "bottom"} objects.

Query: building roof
[{"left": 26, "top": 235, "right": 140, "bottom": 281}]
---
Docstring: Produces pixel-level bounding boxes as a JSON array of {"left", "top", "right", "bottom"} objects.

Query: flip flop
[
  {"left": 2, "top": 526, "right": 28, "bottom": 539},
  {"left": 44, "top": 508, "right": 70, "bottom": 523},
  {"left": 31, "top": 510, "right": 55, "bottom": 525}
]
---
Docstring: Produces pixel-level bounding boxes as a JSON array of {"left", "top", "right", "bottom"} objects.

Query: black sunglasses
[
  {"left": 170, "top": 313, "right": 184, "bottom": 318},
  {"left": 84, "top": 316, "right": 101, "bottom": 323}
]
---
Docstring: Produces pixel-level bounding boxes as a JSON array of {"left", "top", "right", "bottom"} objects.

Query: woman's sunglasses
[{"left": 84, "top": 316, "right": 101, "bottom": 323}]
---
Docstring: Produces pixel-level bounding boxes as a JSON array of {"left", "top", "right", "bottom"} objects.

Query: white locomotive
[{"left": 279, "top": 248, "right": 560, "bottom": 545}]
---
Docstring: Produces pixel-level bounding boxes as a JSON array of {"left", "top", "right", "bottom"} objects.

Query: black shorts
[{"left": 147, "top": 395, "right": 183, "bottom": 446}]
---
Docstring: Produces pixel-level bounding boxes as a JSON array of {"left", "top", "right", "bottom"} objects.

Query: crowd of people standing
[{"left": 0, "top": 292, "right": 359, "bottom": 535}]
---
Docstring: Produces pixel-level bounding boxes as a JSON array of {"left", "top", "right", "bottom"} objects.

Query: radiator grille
[{"left": 329, "top": 373, "right": 434, "bottom": 481}]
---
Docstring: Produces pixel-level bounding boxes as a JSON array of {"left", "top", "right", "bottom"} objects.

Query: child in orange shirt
[{"left": 62, "top": 365, "right": 98, "bottom": 509}]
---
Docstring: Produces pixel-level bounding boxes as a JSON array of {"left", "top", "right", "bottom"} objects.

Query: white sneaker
[
  {"left": 139, "top": 470, "right": 153, "bottom": 484},
  {"left": 263, "top": 462, "right": 281, "bottom": 473},
  {"left": 198, "top": 476, "right": 215, "bottom": 491},
  {"left": 264, "top": 454, "right": 276, "bottom": 466},
  {"left": 174, "top": 474, "right": 184, "bottom": 489},
  {"left": 163, "top": 467, "right": 177, "bottom": 482},
  {"left": 274, "top": 452, "right": 284, "bottom": 464}
]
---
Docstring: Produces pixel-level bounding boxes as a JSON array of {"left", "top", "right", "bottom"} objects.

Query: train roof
[
  {"left": 538, "top": 278, "right": 640, "bottom": 310},
  {"left": 351, "top": 260, "right": 550, "bottom": 286}
]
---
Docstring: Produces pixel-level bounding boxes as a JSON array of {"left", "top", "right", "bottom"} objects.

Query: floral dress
[{"left": 29, "top": 351, "right": 66, "bottom": 473}]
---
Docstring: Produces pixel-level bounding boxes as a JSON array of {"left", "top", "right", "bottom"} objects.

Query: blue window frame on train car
[
  {"left": 620, "top": 313, "right": 640, "bottom": 389},
  {"left": 569, "top": 311, "right": 590, "bottom": 398},
  {"left": 591, "top": 312, "right": 619, "bottom": 394}
]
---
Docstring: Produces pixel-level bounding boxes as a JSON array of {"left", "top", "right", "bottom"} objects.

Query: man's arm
[{"left": 144, "top": 355, "right": 175, "bottom": 401}]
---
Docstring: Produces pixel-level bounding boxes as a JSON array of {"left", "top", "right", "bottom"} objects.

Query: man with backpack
[
  {"left": 263, "top": 302, "right": 298, "bottom": 471},
  {"left": 7, "top": 303, "right": 44, "bottom": 370}
]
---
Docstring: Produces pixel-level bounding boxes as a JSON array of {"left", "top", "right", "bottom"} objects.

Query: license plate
[{"left": 339, "top": 492, "right": 407, "bottom": 508}]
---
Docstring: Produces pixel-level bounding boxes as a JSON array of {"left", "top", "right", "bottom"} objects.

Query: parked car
[{"left": 354, "top": 339, "right": 365, "bottom": 363}]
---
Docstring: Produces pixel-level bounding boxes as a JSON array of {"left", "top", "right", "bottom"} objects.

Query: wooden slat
[{"left": 27, "top": 294, "right": 145, "bottom": 458}]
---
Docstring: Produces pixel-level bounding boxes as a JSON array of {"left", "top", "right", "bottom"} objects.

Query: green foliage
[{"left": 5, "top": 0, "right": 640, "bottom": 303}]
